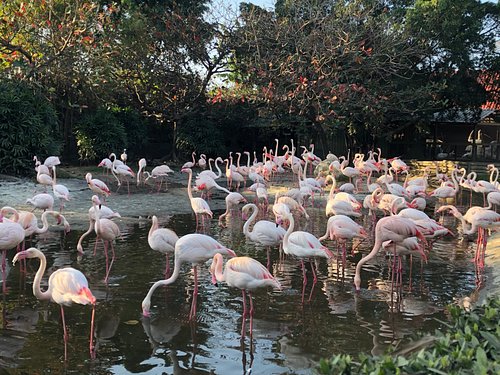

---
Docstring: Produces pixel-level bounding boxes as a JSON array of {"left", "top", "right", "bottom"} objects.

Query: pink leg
[
  {"left": 189, "top": 266, "right": 199, "bottom": 320},
  {"left": 60, "top": 305, "right": 68, "bottom": 361},
  {"left": 2, "top": 251, "right": 6, "bottom": 294},
  {"left": 301, "top": 260, "right": 307, "bottom": 304},
  {"left": 241, "top": 290, "right": 247, "bottom": 337},
  {"left": 90, "top": 305, "right": 96, "bottom": 359},
  {"left": 165, "top": 255, "right": 171, "bottom": 278},
  {"left": 248, "top": 292, "right": 254, "bottom": 338}
]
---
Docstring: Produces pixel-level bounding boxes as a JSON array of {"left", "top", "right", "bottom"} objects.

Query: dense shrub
[
  {"left": 318, "top": 298, "right": 500, "bottom": 374},
  {"left": 113, "top": 107, "right": 149, "bottom": 160},
  {"left": 75, "top": 108, "right": 127, "bottom": 162},
  {"left": 0, "top": 80, "right": 61, "bottom": 175}
]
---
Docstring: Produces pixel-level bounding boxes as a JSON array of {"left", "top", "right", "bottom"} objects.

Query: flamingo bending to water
[
  {"left": 12, "top": 247, "right": 96, "bottom": 360},
  {"left": 148, "top": 216, "right": 179, "bottom": 277},
  {"left": 210, "top": 253, "right": 281, "bottom": 337},
  {"left": 141, "top": 233, "right": 236, "bottom": 320}
]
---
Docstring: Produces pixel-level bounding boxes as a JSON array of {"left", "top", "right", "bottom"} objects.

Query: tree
[{"left": 233, "top": 0, "right": 443, "bottom": 153}]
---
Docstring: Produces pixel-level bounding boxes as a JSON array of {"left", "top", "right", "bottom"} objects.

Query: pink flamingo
[
  {"left": 148, "top": 215, "right": 179, "bottom": 277},
  {"left": 26, "top": 193, "right": 54, "bottom": 211},
  {"left": 218, "top": 192, "right": 247, "bottom": 226},
  {"left": 141, "top": 233, "right": 236, "bottom": 320},
  {"left": 52, "top": 166, "right": 70, "bottom": 212},
  {"left": 0, "top": 208, "right": 25, "bottom": 292},
  {"left": 210, "top": 253, "right": 281, "bottom": 338},
  {"left": 354, "top": 216, "right": 427, "bottom": 297},
  {"left": 91, "top": 195, "right": 121, "bottom": 282},
  {"left": 86, "top": 172, "right": 110, "bottom": 201},
  {"left": 242, "top": 203, "right": 286, "bottom": 268},
  {"left": 182, "top": 168, "right": 213, "bottom": 229},
  {"left": 109, "top": 153, "right": 135, "bottom": 194},
  {"left": 137, "top": 158, "right": 147, "bottom": 186},
  {"left": 278, "top": 208, "right": 334, "bottom": 303},
  {"left": 77, "top": 203, "right": 121, "bottom": 255},
  {"left": 13, "top": 247, "right": 96, "bottom": 360},
  {"left": 145, "top": 165, "right": 174, "bottom": 192},
  {"left": 319, "top": 214, "right": 367, "bottom": 273},
  {"left": 182, "top": 151, "right": 196, "bottom": 169}
]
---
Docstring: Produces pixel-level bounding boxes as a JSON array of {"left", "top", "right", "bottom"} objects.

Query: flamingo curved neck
[
  {"left": 282, "top": 213, "right": 295, "bottom": 253},
  {"left": 31, "top": 250, "right": 52, "bottom": 301},
  {"left": 243, "top": 205, "right": 258, "bottom": 237},
  {"left": 185, "top": 169, "right": 194, "bottom": 200},
  {"left": 212, "top": 254, "right": 226, "bottom": 283},
  {"left": 149, "top": 217, "right": 159, "bottom": 238},
  {"left": 142, "top": 257, "right": 182, "bottom": 310},
  {"left": 34, "top": 211, "right": 53, "bottom": 234},
  {"left": 354, "top": 237, "right": 383, "bottom": 289}
]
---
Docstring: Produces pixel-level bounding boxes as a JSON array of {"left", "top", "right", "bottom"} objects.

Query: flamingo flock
[{"left": 3, "top": 144, "right": 500, "bottom": 361}]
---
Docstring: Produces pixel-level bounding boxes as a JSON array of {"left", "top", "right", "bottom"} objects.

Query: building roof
[{"left": 433, "top": 109, "right": 496, "bottom": 123}]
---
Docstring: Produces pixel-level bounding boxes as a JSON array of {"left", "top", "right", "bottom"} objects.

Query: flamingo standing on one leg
[
  {"left": 148, "top": 216, "right": 179, "bottom": 278},
  {"left": 13, "top": 247, "right": 96, "bottom": 360},
  {"left": 181, "top": 168, "right": 213, "bottom": 230},
  {"left": 210, "top": 253, "right": 281, "bottom": 338},
  {"left": 141, "top": 233, "right": 236, "bottom": 320}
]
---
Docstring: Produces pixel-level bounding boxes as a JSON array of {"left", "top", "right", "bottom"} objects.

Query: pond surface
[{"left": 0, "top": 172, "right": 480, "bottom": 374}]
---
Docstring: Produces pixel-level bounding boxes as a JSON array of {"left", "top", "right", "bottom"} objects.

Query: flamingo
[
  {"left": 52, "top": 166, "right": 70, "bottom": 212},
  {"left": 182, "top": 168, "right": 213, "bottom": 229},
  {"left": 198, "top": 157, "right": 224, "bottom": 180},
  {"left": 276, "top": 196, "right": 310, "bottom": 220},
  {"left": 91, "top": 195, "right": 121, "bottom": 282},
  {"left": 195, "top": 174, "right": 230, "bottom": 199},
  {"left": 210, "top": 253, "right": 281, "bottom": 337},
  {"left": 109, "top": 153, "right": 135, "bottom": 194},
  {"left": 354, "top": 216, "right": 427, "bottom": 292},
  {"left": 137, "top": 158, "right": 147, "bottom": 186},
  {"left": 198, "top": 154, "right": 207, "bottom": 169},
  {"left": 144, "top": 165, "right": 173, "bottom": 192},
  {"left": 182, "top": 151, "right": 196, "bottom": 169},
  {"left": 148, "top": 216, "right": 179, "bottom": 278},
  {"left": 277, "top": 208, "right": 334, "bottom": 303},
  {"left": 86, "top": 173, "right": 110, "bottom": 200},
  {"left": 12, "top": 248, "right": 96, "bottom": 360},
  {"left": 36, "top": 166, "right": 53, "bottom": 192},
  {"left": 0, "top": 208, "right": 25, "bottom": 292},
  {"left": 26, "top": 193, "right": 54, "bottom": 211},
  {"left": 141, "top": 233, "right": 236, "bottom": 320},
  {"left": 120, "top": 149, "right": 128, "bottom": 164},
  {"left": 242, "top": 203, "right": 286, "bottom": 268},
  {"left": 319, "top": 214, "right": 367, "bottom": 274},
  {"left": 77, "top": 203, "right": 121, "bottom": 255},
  {"left": 218, "top": 192, "right": 247, "bottom": 226}
]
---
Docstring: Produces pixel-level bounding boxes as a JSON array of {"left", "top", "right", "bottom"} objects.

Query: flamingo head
[
  {"left": 141, "top": 299, "right": 151, "bottom": 317},
  {"left": 358, "top": 228, "right": 368, "bottom": 238},
  {"left": 181, "top": 168, "right": 191, "bottom": 174},
  {"left": 224, "top": 248, "right": 237, "bottom": 257},
  {"left": 12, "top": 248, "right": 39, "bottom": 264}
]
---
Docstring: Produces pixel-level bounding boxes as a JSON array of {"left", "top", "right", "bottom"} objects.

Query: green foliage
[
  {"left": 112, "top": 107, "right": 149, "bottom": 160},
  {"left": 317, "top": 298, "right": 500, "bottom": 375},
  {"left": 0, "top": 80, "right": 61, "bottom": 175},
  {"left": 74, "top": 108, "right": 127, "bottom": 162}
]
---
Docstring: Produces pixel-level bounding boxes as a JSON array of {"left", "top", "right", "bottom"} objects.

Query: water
[{"left": 0, "top": 172, "right": 480, "bottom": 374}]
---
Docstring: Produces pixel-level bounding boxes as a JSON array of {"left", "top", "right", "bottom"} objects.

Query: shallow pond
[{"left": 0, "top": 172, "right": 481, "bottom": 374}]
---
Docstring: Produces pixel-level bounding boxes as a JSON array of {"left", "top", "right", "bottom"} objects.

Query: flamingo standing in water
[
  {"left": 91, "top": 195, "right": 121, "bottom": 282},
  {"left": 182, "top": 168, "right": 213, "bottom": 229},
  {"left": 218, "top": 192, "right": 247, "bottom": 227},
  {"left": 277, "top": 208, "right": 334, "bottom": 303},
  {"left": 242, "top": 203, "right": 286, "bottom": 269},
  {"left": 210, "top": 253, "right": 281, "bottom": 338},
  {"left": 52, "top": 166, "right": 70, "bottom": 212},
  {"left": 12, "top": 247, "right": 96, "bottom": 360},
  {"left": 141, "top": 233, "right": 236, "bottom": 320},
  {"left": 354, "top": 216, "right": 427, "bottom": 303},
  {"left": 0, "top": 207, "right": 25, "bottom": 292},
  {"left": 148, "top": 216, "right": 179, "bottom": 277}
]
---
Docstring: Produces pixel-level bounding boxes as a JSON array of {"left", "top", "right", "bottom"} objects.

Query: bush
[
  {"left": 113, "top": 107, "right": 149, "bottom": 160},
  {"left": 75, "top": 108, "right": 127, "bottom": 162},
  {"left": 0, "top": 80, "right": 61, "bottom": 175},
  {"left": 318, "top": 298, "right": 500, "bottom": 374}
]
